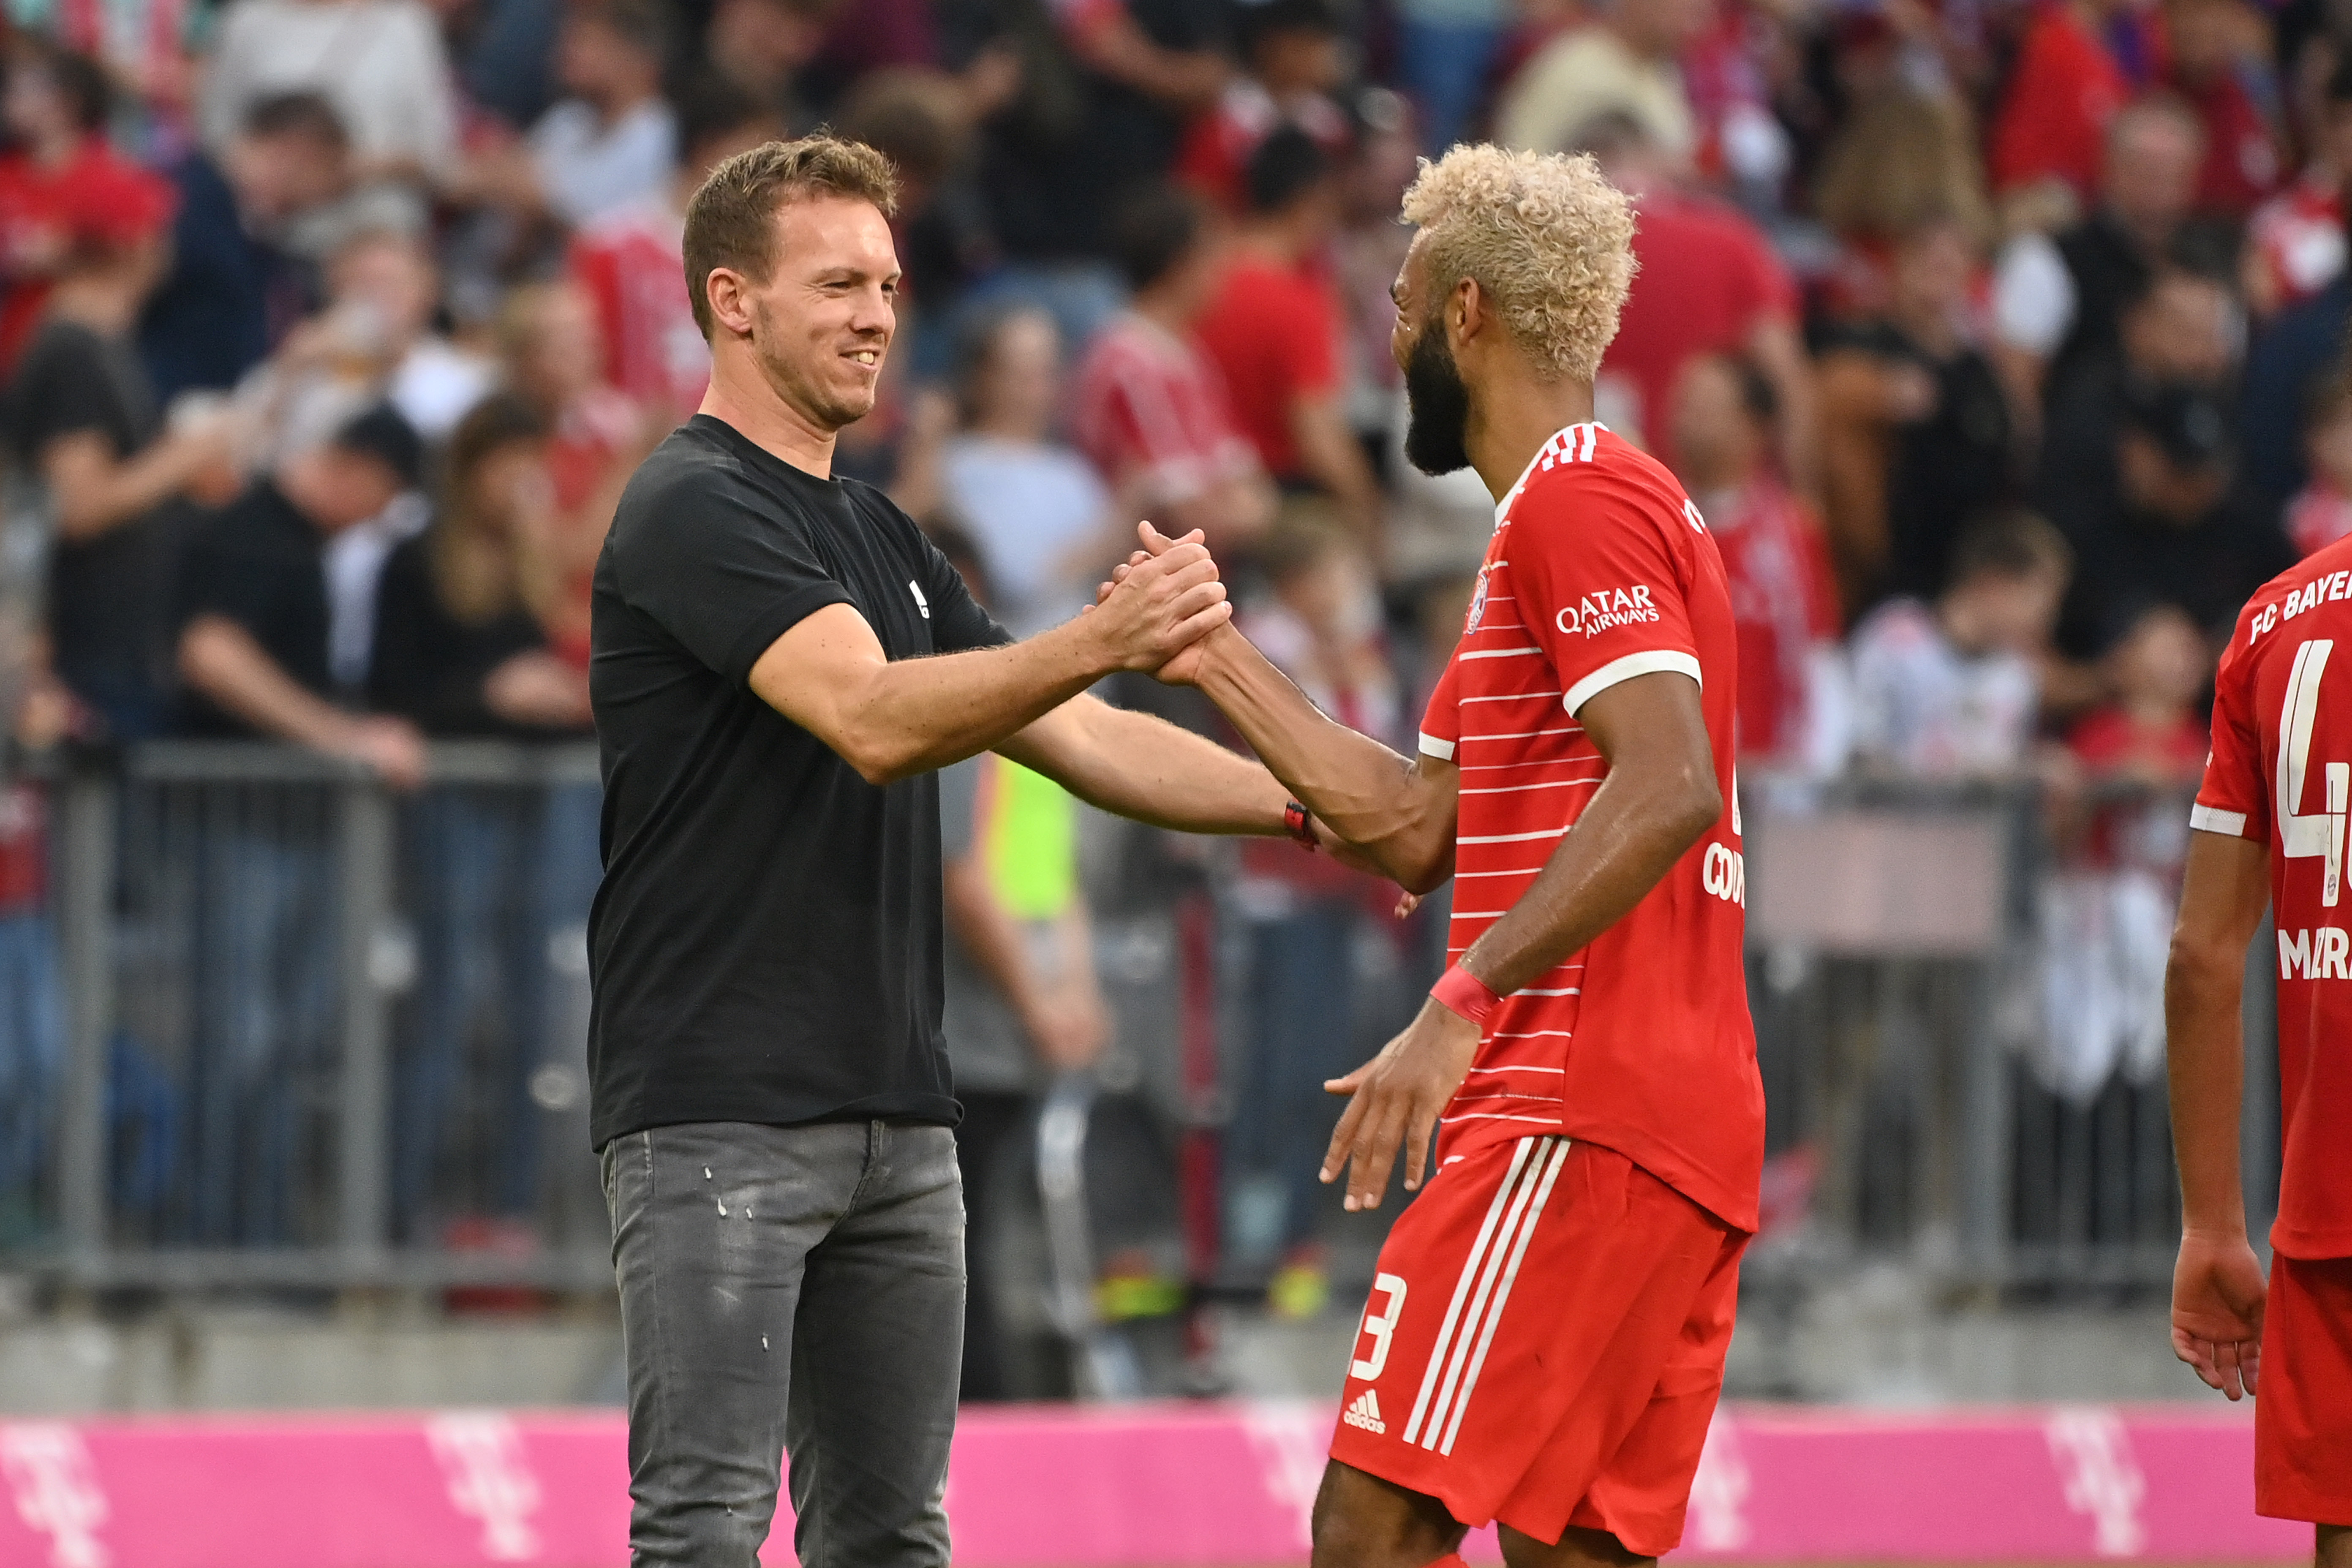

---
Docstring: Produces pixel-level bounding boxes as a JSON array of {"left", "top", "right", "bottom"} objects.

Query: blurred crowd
[{"left": 0, "top": 0, "right": 2335, "bottom": 1381}]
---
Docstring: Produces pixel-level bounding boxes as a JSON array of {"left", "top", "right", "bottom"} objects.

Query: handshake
[{"left": 1075, "top": 521, "right": 1241, "bottom": 686}]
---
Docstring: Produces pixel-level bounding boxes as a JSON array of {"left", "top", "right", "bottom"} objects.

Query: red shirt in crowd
[
  {"left": 1174, "top": 81, "right": 1352, "bottom": 214},
  {"left": 1068, "top": 311, "right": 1262, "bottom": 504},
  {"left": 1192, "top": 250, "right": 1344, "bottom": 481},
  {"left": 2289, "top": 481, "right": 2352, "bottom": 558},
  {"left": 2193, "top": 533, "right": 2352, "bottom": 1257},
  {"left": 1600, "top": 192, "right": 1797, "bottom": 471},
  {"left": 1705, "top": 477, "right": 1839, "bottom": 765},
  {"left": 1987, "top": 0, "right": 2129, "bottom": 199},
  {"left": 0, "top": 136, "right": 174, "bottom": 372},
  {"left": 568, "top": 200, "right": 708, "bottom": 421},
  {"left": 1417, "top": 422, "right": 1763, "bottom": 1230},
  {"left": 2170, "top": 68, "right": 2281, "bottom": 219},
  {"left": 2249, "top": 172, "right": 2346, "bottom": 316},
  {"left": 2068, "top": 703, "right": 2208, "bottom": 868},
  {"left": 0, "top": 781, "right": 44, "bottom": 915}
]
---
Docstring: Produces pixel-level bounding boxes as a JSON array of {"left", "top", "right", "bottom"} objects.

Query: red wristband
[
  {"left": 1283, "top": 800, "right": 1318, "bottom": 851},
  {"left": 1430, "top": 964, "right": 1503, "bottom": 1026}
]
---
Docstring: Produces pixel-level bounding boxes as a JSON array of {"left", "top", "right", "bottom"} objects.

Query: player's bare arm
[
  {"left": 748, "top": 532, "right": 1230, "bottom": 784},
  {"left": 2164, "top": 826, "right": 2272, "bottom": 1400},
  {"left": 996, "top": 691, "right": 1295, "bottom": 837},
  {"left": 1318, "top": 669, "right": 1721, "bottom": 1211},
  {"left": 1103, "top": 525, "right": 1460, "bottom": 890}
]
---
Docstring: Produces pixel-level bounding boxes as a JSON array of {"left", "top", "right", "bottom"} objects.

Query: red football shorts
[
  {"left": 2258, "top": 1253, "right": 2352, "bottom": 1524},
  {"left": 1327, "top": 1135, "right": 1746, "bottom": 1557}
]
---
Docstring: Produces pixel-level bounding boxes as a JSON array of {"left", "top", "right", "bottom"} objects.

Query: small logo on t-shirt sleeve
[{"left": 909, "top": 580, "right": 930, "bottom": 619}]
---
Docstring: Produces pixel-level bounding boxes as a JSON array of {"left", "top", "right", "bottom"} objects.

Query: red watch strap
[
  {"left": 1284, "top": 800, "right": 1318, "bottom": 850},
  {"left": 1431, "top": 964, "right": 1503, "bottom": 1026}
]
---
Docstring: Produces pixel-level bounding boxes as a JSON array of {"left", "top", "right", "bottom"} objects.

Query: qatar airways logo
[{"left": 1556, "top": 585, "right": 1660, "bottom": 639}]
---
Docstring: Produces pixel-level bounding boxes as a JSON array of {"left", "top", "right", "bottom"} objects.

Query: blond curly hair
[{"left": 1401, "top": 144, "right": 1637, "bottom": 384}]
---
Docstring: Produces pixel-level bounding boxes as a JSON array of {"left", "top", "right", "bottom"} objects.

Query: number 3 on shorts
[{"left": 1351, "top": 1273, "right": 1409, "bottom": 1380}]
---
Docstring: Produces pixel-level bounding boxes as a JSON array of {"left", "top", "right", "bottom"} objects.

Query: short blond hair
[
  {"left": 683, "top": 135, "right": 900, "bottom": 338},
  {"left": 1400, "top": 144, "right": 1637, "bottom": 384}
]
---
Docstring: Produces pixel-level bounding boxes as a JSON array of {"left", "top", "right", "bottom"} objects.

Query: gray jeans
[{"left": 602, "top": 1119, "right": 964, "bottom": 1567}]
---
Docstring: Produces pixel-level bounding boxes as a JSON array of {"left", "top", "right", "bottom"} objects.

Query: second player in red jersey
[
  {"left": 2170, "top": 535, "right": 2352, "bottom": 1563},
  {"left": 1105, "top": 144, "right": 1763, "bottom": 1568}
]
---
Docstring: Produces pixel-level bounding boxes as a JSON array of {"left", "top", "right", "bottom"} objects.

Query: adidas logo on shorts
[{"left": 1342, "top": 1390, "right": 1386, "bottom": 1436}]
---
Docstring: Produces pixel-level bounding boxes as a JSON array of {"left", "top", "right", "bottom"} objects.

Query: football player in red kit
[
  {"left": 1106, "top": 144, "right": 1762, "bottom": 1568},
  {"left": 2169, "top": 536, "right": 2352, "bottom": 1567}
]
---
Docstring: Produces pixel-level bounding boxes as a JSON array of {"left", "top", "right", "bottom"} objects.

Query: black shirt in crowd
[
  {"left": 176, "top": 480, "right": 336, "bottom": 737},
  {"left": 8, "top": 316, "right": 177, "bottom": 738},
  {"left": 368, "top": 534, "right": 557, "bottom": 736},
  {"left": 585, "top": 414, "right": 1012, "bottom": 1149}
]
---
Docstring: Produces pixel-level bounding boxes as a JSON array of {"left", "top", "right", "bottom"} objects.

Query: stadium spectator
[
  {"left": 1391, "top": 0, "right": 1503, "bottom": 153},
  {"left": 175, "top": 404, "right": 427, "bottom": 771},
  {"left": 1992, "top": 98, "right": 2216, "bottom": 414},
  {"left": 1172, "top": 0, "right": 1351, "bottom": 214},
  {"left": 198, "top": 0, "right": 460, "bottom": 239},
  {"left": 1069, "top": 182, "right": 1275, "bottom": 550},
  {"left": 1194, "top": 128, "right": 1383, "bottom": 541},
  {"left": 1579, "top": 113, "right": 1815, "bottom": 490},
  {"left": 497, "top": 280, "right": 654, "bottom": 664},
  {"left": 2159, "top": 0, "right": 2281, "bottom": 221},
  {"left": 2036, "top": 265, "right": 2239, "bottom": 544},
  {"left": 2287, "top": 368, "right": 2352, "bottom": 556},
  {"left": 2244, "top": 59, "right": 2352, "bottom": 321},
  {"left": 371, "top": 392, "right": 588, "bottom": 1239},
  {"left": 2065, "top": 601, "right": 2212, "bottom": 805},
  {"left": 1669, "top": 353, "right": 1844, "bottom": 772},
  {"left": 238, "top": 227, "right": 495, "bottom": 466},
  {"left": 957, "top": 0, "right": 1229, "bottom": 328},
  {"left": 6, "top": 160, "right": 240, "bottom": 743},
  {"left": 174, "top": 405, "right": 426, "bottom": 1244},
  {"left": 0, "top": 670, "right": 65, "bottom": 1214},
  {"left": 1493, "top": 0, "right": 1708, "bottom": 164},
  {"left": 140, "top": 92, "right": 352, "bottom": 408},
  {"left": 527, "top": 0, "right": 678, "bottom": 231},
  {"left": 1223, "top": 514, "right": 1397, "bottom": 1317},
  {"left": 1985, "top": 0, "right": 2130, "bottom": 203},
  {"left": 2053, "top": 381, "right": 2293, "bottom": 657},
  {"left": 1812, "top": 84, "right": 1994, "bottom": 322},
  {"left": 834, "top": 65, "right": 1001, "bottom": 361},
  {"left": 702, "top": 0, "right": 832, "bottom": 134},
  {"left": 0, "top": 42, "right": 165, "bottom": 372},
  {"left": 570, "top": 72, "right": 779, "bottom": 422},
  {"left": 2243, "top": 238, "right": 2352, "bottom": 517},
  {"left": 1848, "top": 509, "right": 2071, "bottom": 778},
  {"left": 937, "top": 308, "right": 1114, "bottom": 635},
  {"left": 929, "top": 529, "right": 1109, "bottom": 1399},
  {"left": 1815, "top": 215, "right": 2018, "bottom": 610}
]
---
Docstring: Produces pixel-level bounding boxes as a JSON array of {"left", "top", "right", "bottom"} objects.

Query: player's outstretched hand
[
  {"left": 1092, "top": 523, "right": 1239, "bottom": 684},
  {"left": 1320, "top": 997, "right": 1479, "bottom": 1212},
  {"left": 1083, "top": 523, "right": 1230, "bottom": 673},
  {"left": 2171, "top": 1229, "right": 2267, "bottom": 1399}
]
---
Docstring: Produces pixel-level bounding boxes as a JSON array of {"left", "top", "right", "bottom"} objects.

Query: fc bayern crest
[{"left": 1465, "top": 567, "right": 1491, "bottom": 633}]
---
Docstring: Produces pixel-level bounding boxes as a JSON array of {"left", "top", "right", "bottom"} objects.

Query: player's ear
[
  {"left": 704, "top": 266, "right": 755, "bottom": 340},
  {"left": 1451, "top": 277, "right": 1487, "bottom": 351}
]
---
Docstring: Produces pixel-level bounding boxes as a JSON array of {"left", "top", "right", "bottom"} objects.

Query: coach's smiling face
[{"left": 722, "top": 192, "right": 901, "bottom": 435}]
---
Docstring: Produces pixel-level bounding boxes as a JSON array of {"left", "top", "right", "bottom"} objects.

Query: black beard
[{"left": 1402, "top": 317, "right": 1473, "bottom": 476}]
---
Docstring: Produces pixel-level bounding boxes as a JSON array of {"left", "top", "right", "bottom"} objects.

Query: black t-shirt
[
  {"left": 368, "top": 534, "right": 561, "bottom": 737},
  {"left": 175, "top": 481, "right": 336, "bottom": 737},
  {"left": 8, "top": 317, "right": 174, "bottom": 733},
  {"left": 585, "top": 414, "right": 1012, "bottom": 1147}
]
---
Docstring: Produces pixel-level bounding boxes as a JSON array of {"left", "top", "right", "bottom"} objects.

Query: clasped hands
[{"left": 1078, "top": 521, "right": 1238, "bottom": 677}]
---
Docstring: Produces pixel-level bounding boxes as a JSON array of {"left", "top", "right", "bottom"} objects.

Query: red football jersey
[
  {"left": 1419, "top": 422, "right": 1764, "bottom": 1232},
  {"left": 2194, "top": 532, "right": 2352, "bottom": 1258},
  {"left": 567, "top": 201, "right": 709, "bottom": 421}
]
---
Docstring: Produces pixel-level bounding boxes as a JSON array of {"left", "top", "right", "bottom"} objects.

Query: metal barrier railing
[{"left": 0, "top": 748, "right": 2284, "bottom": 1295}]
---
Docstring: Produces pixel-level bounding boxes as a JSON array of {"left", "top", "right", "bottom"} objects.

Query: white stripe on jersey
[
  {"left": 1561, "top": 648, "right": 1703, "bottom": 718},
  {"left": 1458, "top": 646, "right": 1543, "bottom": 661},
  {"left": 1458, "top": 827, "right": 1571, "bottom": 845}
]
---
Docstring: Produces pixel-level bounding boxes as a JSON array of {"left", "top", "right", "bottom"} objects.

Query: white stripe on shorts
[{"left": 1402, "top": 1138, "right": 1535, "bottom": 1446}]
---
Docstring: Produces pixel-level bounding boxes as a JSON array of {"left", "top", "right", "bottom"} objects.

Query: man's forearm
[
  {"left": 1188, "top": 626, "right": 1451, "bottom": 885},
  {"left": 2165, "top": 950, "right": 2248, "bottom": 1236},
  {"left": 1000, "top": 694, "right": 1289, "bottom": 836},
  {"left": 178, "top": 617, "right": 356, "bottom": 753}
]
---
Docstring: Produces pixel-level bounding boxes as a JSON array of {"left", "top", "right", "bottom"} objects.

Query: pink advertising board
[{"left": 0, "top": 1403, "right": 2311, "bottom": 1567}]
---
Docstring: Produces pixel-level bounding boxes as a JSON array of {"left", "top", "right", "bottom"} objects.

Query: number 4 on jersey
[{"left": 2281, "top": 638, "right": 2348, "bottom": 907}]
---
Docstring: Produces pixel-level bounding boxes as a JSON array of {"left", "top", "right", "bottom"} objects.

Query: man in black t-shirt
[{"left": 591, "top": 137, "right": 1302, "bottom": 1568}]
